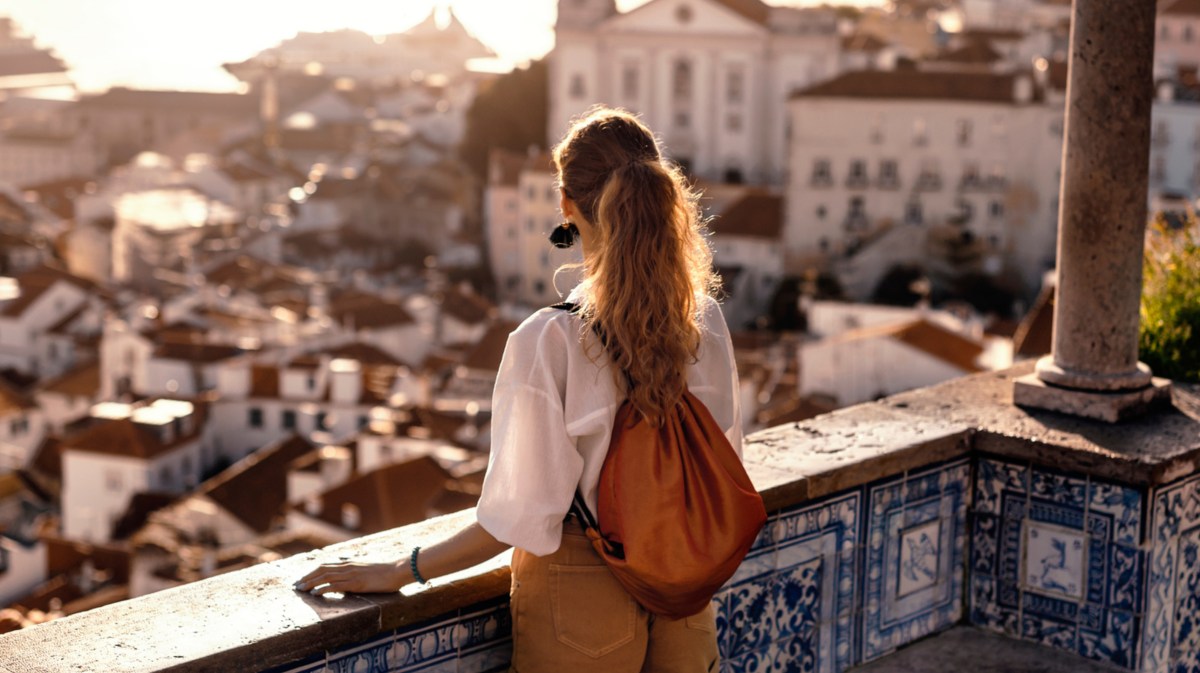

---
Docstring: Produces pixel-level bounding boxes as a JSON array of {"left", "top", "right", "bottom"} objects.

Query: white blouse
[{"left": 476, "top": 292, "right": 742, "bottom": 556}]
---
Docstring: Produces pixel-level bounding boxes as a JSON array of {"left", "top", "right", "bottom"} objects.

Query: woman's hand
[{"left": 293, "top": 560, "right": 408, "bottom": 596}]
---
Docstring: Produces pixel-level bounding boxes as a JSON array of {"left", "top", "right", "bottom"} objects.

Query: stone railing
[{"left": 1, "top": 363, "right": 1197, "bottom": 673}]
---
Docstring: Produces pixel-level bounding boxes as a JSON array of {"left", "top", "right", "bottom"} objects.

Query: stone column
[{"left": 1013, "top": 0, "right": 1172, "bottom": 422}]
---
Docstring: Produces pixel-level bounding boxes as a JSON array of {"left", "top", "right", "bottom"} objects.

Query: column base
[{"left": 1013, "top": 373, "right": 1173, "bottom": 423}]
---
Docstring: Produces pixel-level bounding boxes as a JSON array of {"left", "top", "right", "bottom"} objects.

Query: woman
[{"left": 295, "top": 107, "right": 742, "bottom": 672}]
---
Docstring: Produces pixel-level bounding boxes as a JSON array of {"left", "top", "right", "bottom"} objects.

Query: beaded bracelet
[{"left": 410, "top": 546, "right": 427, "bottom": 584}]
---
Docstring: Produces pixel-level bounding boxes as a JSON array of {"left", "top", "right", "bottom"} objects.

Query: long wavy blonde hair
[{"left": 554, "top": 107, "right": 719, "bottom": 425}]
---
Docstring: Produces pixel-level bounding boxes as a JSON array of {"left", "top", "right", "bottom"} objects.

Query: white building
[
  {"left": 1147, "top": 81, "right": 1200, "bottom": 203},
  {"left": 484, "top": 149, "right": 582, "bottom": 307},
  {"left": 550, "top": 0, "right": 841, "bottom": 185},
  {"left": 0, "top": 381, "right": 44, "bottom": 471},
  {"left": 708, "top": 190, "right": 785, "bottom": 330},
  {"left": 784, "top": 68, "right": 1065, "bottom": 297},
  {"left": 60, "top": 399, "right": 210, "bottom": 542},
  {"left": 0, "top": 265, "right": 106, "bottom": 379},
  {"left": 799, "top": 317, "right": 987, "bottom": 406}
]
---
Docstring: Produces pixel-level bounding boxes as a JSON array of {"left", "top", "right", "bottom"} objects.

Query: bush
[{"left": 1140, "top": 215, "right": 1200, "bottom": 382}]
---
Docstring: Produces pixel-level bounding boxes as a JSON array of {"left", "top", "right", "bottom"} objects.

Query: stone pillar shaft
[
  {"left": 1015, "top": 0, "right": 1173, "bottom": 422},
  {"left": 1040, "top": 0, "right": 1155, "bottom": 392}
]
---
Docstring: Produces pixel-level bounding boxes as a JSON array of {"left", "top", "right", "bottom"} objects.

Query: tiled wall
[
  {"left": 265, "top": 597, "right": 513, "bottom": 673},
  {"left": 968, "top": 456, "right": 1144, "bottom": 669},
  {"left": 1144, "top": 470, "right": 1200, "bottom": 673},
  {"left": 261, "top": 455, "right": 1200, "bottom": 673}
]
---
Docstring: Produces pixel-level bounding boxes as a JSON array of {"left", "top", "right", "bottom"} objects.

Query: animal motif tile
[
  {"left": 861, "top": 459, "right": 968, "bottom": 662},
  {"left": 970, "top": 457, "right": 1144, "bottom": 670}
]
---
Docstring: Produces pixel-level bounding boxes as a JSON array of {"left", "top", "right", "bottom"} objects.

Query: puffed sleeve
[{"left": 476, "top": 313, "right": 583, "bottom": 556}]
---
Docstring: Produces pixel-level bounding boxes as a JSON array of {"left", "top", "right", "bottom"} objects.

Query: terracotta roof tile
[
  {"left": 829, "top": 318, "right": 985, "bottom": 373},
  {"left": 1163, "top": 0, "right": 1200, "bottom": 14},
  {"left": 716, "top": 0, "right": 770, "bottom": 24},
  {"left": 307, "top": 456, "right": 451, "bottom": 534},
  {"left": 0, "top": 380, "right": 35, "bottom": 415},
  {"left": 62, "top": 404, "right": 206, "bottom": 460},
  {"left": 330, "top": 291, "right": 415, "bottom": 329},
  {"left": 250, "top": 365, "right": 280, "bottom": 398},
  {"left": 0, "top": 265, "right": 98, "bottom": 318},
  {"left": 1013, "top": 284, "right": 1054, "bottom": 358},
  {"left": 792, "top": 70, "right": 1039, "bottom": 104},
  {"left": 933, "top": 40, "right": 1003, "bottom": 65},
  {"left": 842, "top": 33, "right": 889, "bottom": 53},
  {"left": 441, "top": 286, "right": 496, "bottom": 326},
  {"left": 153, "top": 340, "right": 245, "bottom": 364},
  {"left": 201, "top": 435, "right": 314, "bottom": 533},
  {"left": 710, "top": 192, "right": 784, "bottom": 240},
  {"left": 78, "top": 88, "right": 257, "bottom": 115},
  {"left": 37, "top": 359, "right": 100, "bottom": 398},
  {"left": 461, "top": 321, "right": 519, "bottom": 372}
]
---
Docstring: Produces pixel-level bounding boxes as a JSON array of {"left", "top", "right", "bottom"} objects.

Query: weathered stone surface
[
  {"left": 1040, "top": 0, "right": 1158, "bottom": 392},
  {"left": 744, "top": 403, "right": 971, "bottom": 504},
  {"left": 849, "top": 626, "right": 1125, "bottom": 672},
  {"left": 0, "top": 510, "right": 488, "bottom": 673},
  {"left": 889, "top": 362, "right": 1200, "bottom": 486},
  {"left": 1014, "top": 372, "right": 1172, "bottom": 422}
]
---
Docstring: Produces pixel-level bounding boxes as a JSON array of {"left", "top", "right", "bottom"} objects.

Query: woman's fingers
[{"left": 294, "top": 561, "right": 403, "bottom": 595}]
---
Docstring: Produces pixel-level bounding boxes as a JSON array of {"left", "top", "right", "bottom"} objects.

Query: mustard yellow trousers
[{"left": 508, "top": 521, "right": 720, "bottom": 673}]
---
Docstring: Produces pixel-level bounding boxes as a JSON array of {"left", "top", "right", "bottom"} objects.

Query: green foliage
[
  {"left": 1140, "top": 216, "right": 1200, "bottom": 382},
  {"left": 459, "top": 60, "right": 548, "bottom": 180}
]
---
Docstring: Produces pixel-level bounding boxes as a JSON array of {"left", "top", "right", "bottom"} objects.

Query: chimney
[
  {"left": 329, "top": 359, "right": 362, "bottom": 404},
  {"left": 1014, "top": 74, "right": 1034, "bottom": 104},
  {"left": 319, "top": 445, "right": 353, "bottom": 487}
]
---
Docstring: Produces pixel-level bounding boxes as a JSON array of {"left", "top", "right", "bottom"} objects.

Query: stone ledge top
[
  {"left": 0, "top": 510, "right": 511, "bottom": 673},
  {"left": 753, "top": 361, "right": 1199, "bottom": 490}
]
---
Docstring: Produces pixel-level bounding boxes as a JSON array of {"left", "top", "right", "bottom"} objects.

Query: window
[
  {"left": 816, "top": 205, "right": 827, "bottom": 220},
  {"left": 726, "top": 67, "right": 745, "bottom": 105},
  {"left": 569, "top": 74, "right": 586, "bottom": 99},
  {"left": 0, "top": 547, "right": 8, "bottom": 573},
  {"left": 727, "top": 113, "right": 742, "bottom": 132},
  {"left": 105, "top": 470, "right": 123, "bottom": 492},
  {"left": 622, "top": 64, "right": 639, "bottom": 100},
  {"left": 905, "top": 199, "right": 923, "bottom": 225},
  {"left": 533, "top": 279, "right": 546, "bottom": 295},
  {"left": 724, "top": 167, "right": 744, "bottom": 184},
  {"left": 358, "top": 415, "right": 369, "bottom": 429},
  {"left": 846, "top": 196, "right": 867, "bottom": 231},
  {"left": 316, "top": 411, "right": 328, "bottom": 430},
  {"left": 878, "top": 160, "right": 898, "bottom": 187},
  {"left": 545, "top": 185, "right": 556, "bottom": 202},
  {"left": 989, "top": 200, "right": 1005, "bottom": 218},
  {"left": 1187, "top": 24, "right": 1195, "bottom": 42},
  {"left": 526, "top": 216, "right": 535, "bottom": 233},
  {"left": 248, "top": 407, "right": 263, "bottom": 428},
  {"left": 811, "top": 159, "right": 833, "bottom": 186},
  {"left": 956, "top": 119, "right": 972, "bottom": 147},
  {"left": 847, "top": 159, "right": 868, "bottom": 187},
  {"left": 676, "top": 4, "right": 693, "bottom": 23},
  {"left": 1162, "top": 24, "right": 1171, "bottom": 40},
  {"left": 282, "top": 409, "right": 296, "bottom": 430},
  {"left": 306, "top": 375, "right": 316, "bottom": 390},
  {"left": 159, "top": 466, "right": 173, "bottom": 488},
  {"left": 674, "top": 111, "right": 690, "bottom": 129},
  {"left": 673, "top": 59, "right": 693, "bottom": 99}
]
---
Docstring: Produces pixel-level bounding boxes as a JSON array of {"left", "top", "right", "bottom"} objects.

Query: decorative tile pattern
[
  {"left": 1144, "top": 471, "right": 1200, "bottom": 673},
  {"left": 861, "top": 459, "right": 968, "bottom": 662},
  {"left": 267, "top": 599, "right": 512, "bottom": 673},
  {"left": 970, "top": 457, "right": 1144, "bottom": 669},
  {"left": 718, "top": 491, "right": 859, "bottom": 673}
]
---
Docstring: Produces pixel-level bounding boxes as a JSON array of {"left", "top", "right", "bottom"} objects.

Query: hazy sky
[{"left": 0, "top": 0, "right": 885, "bottom": 92}]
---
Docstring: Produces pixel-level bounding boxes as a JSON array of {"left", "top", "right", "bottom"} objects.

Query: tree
[{"left": 459, "top": 60, "right": 548, "bottom": 180}]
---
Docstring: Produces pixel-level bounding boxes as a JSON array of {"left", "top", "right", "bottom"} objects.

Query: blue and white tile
[
  {"left": 1029, "top": 465, "right": 1087, "bottom": 508},
  {"left": 1144, "top": 471, "right": 1200, "bottom": 673},
  {"left": 1088, "top": 480, "right": 1142, "bottom": 547},
  {"left": 974, "top": 458, "right": 1028, "bottom": 516},
  {"left": 721, "top": 491, "right": 858, "bottom": 673},
  {"left": 1021, "top": 521, "right": 1087, "bottom": 601},
  {"left": 970, "top": 457, "right": 1144, "bottom": 669},
  {"left": 861, "top": 459, "right": 967, "bottom": 662},
  {"left": 1078, "top": 610, "right": 1137, "bottom": 669}
]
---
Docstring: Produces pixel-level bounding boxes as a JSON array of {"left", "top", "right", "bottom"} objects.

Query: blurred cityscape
[{"left": 0, "top": 0, "right": 1194, "bottom": 633}]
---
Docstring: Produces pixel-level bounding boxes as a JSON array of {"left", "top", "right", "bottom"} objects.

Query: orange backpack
[{"left": 555, "top": 303, "right": 767, "bottom": 619}]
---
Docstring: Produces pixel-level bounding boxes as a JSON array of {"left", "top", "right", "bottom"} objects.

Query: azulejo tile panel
[
  {"left": 718, "top": 491, "right": 859, "bottom": 673},
  {"left": 861, "top": 458, "right": 968, "bottom": 662},
  {"left": 266, "top": 598, "right": 512, "bottom": 673},
  {"left": 1144, "top": 471, "right": 1200, "bottom": 673},
  {"left": 970, "top": 456, "right": 1144, "bottom": 670}
]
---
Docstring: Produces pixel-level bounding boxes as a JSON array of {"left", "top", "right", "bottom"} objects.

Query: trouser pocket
[{"left": 549, "top": 563, "right": 637, "bottom": 658}]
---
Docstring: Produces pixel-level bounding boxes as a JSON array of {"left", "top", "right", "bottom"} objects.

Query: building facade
[{"left": 549, "top": 0, "right": 841, "bottom": 186}]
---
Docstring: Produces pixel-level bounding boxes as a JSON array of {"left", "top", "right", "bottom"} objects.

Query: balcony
[
  {"left": 1, "top": 365, "right": 1195, "bottom": 672},
  {"left": 914, "top": 173, "right": 943, "bottom": 192}
]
